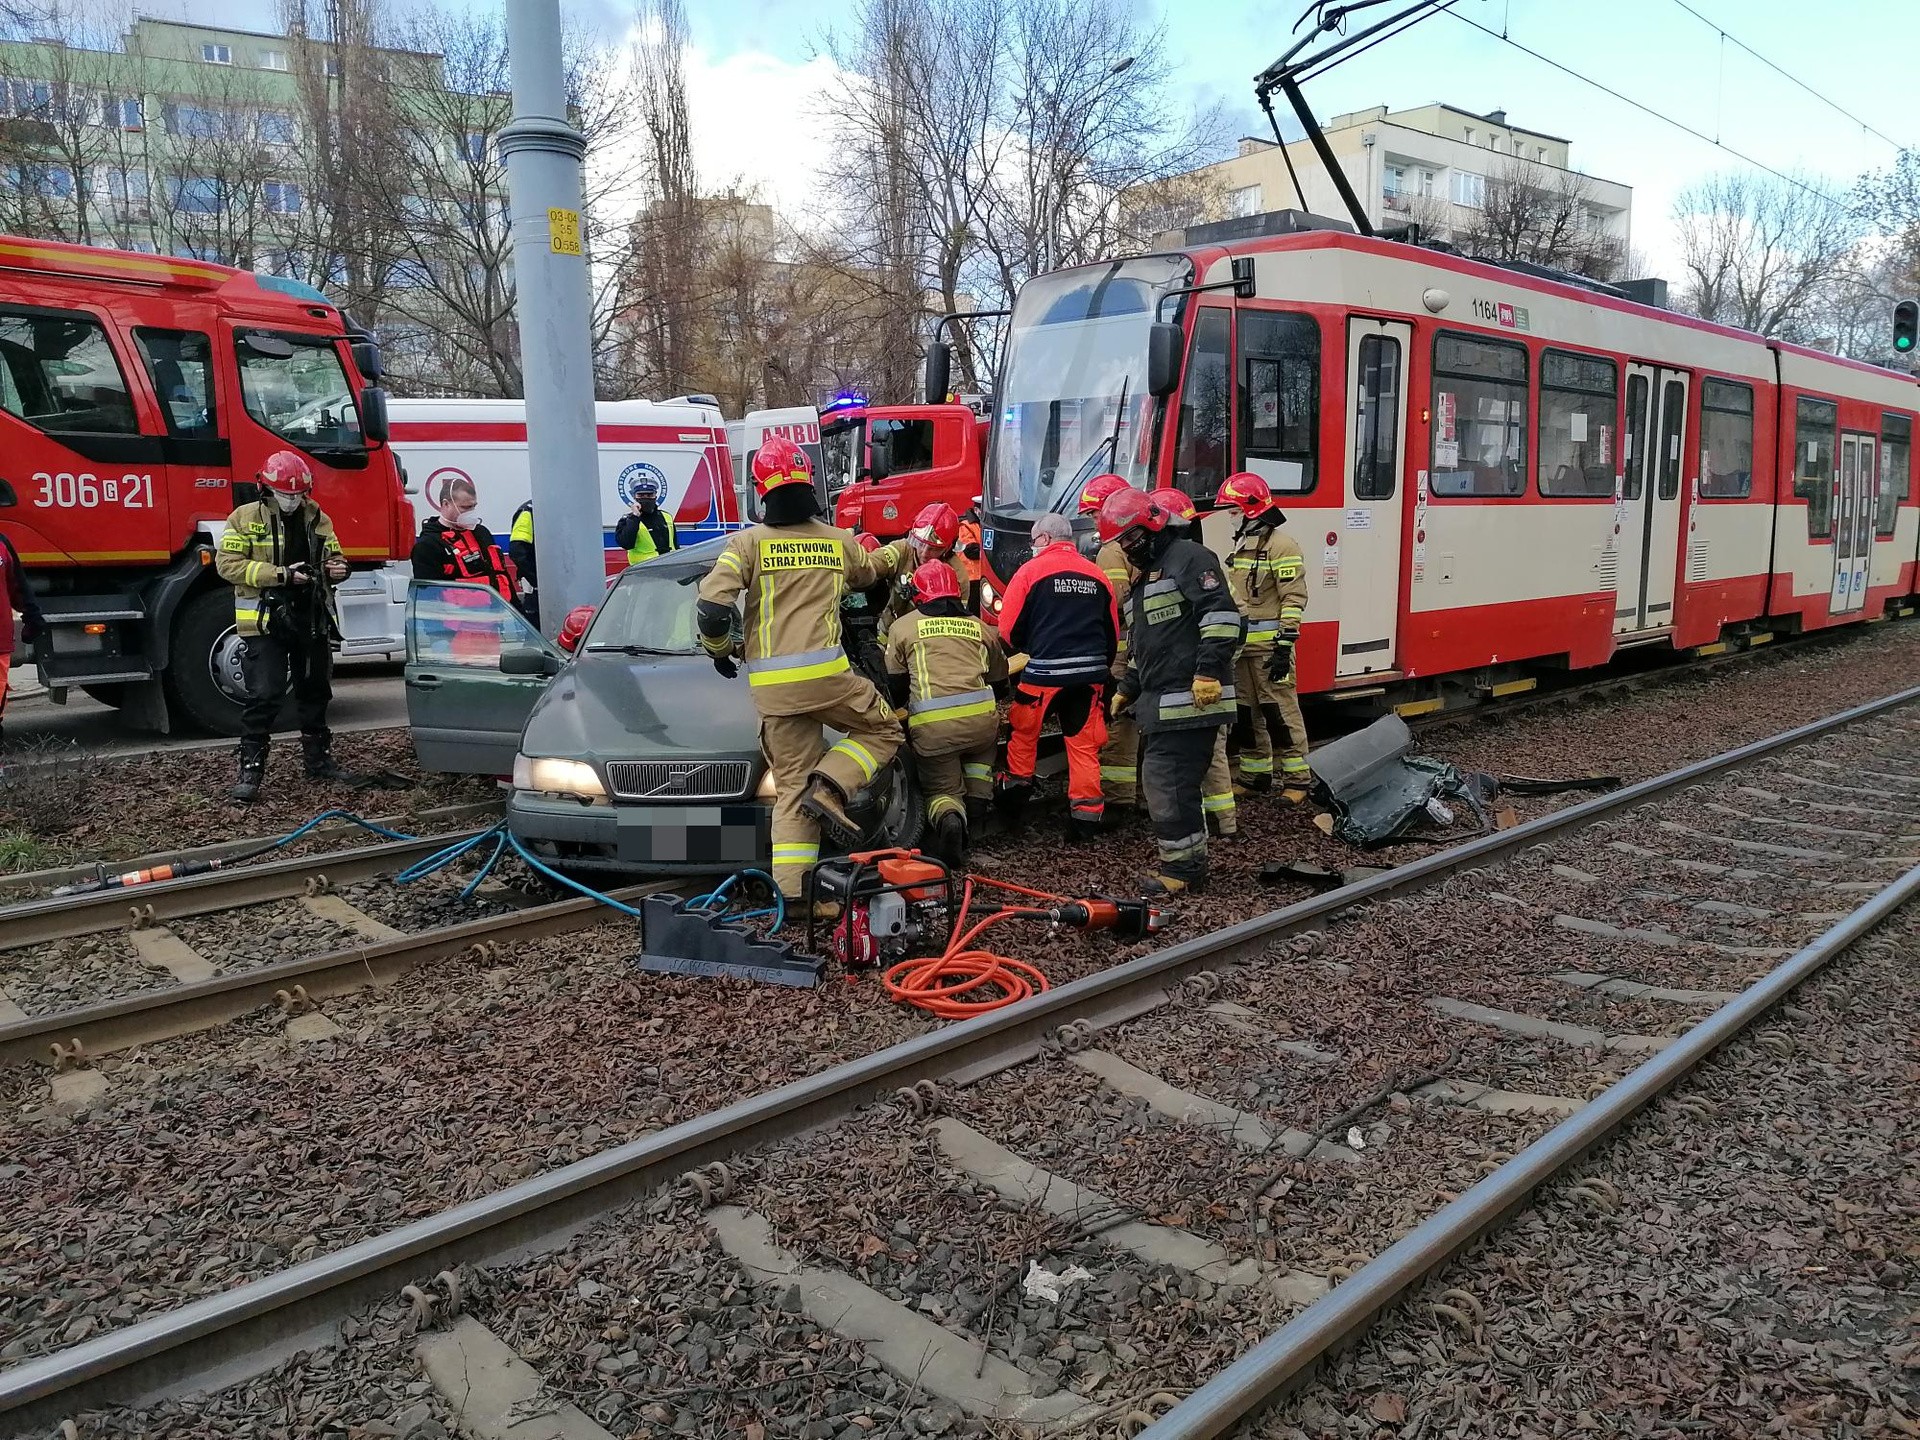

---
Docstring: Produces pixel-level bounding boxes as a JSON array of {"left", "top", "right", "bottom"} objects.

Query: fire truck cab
[
  {"left": 824, "top": 399, "right": 986, "bottom": 538},
  {"left": 0, "top": 237, "right": 408, "bottom": 733}
]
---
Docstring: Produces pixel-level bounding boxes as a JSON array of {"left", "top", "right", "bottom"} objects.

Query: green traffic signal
[{"left": 1897, "top": 299, "right": 1919, "bottom": 353}]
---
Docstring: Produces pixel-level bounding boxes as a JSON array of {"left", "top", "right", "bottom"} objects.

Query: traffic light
[{"left": 1897, "top": 298, "right": 1919, "bottom": 355}]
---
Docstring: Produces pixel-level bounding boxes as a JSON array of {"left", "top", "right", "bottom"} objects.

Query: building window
[
  {"left": 1879, "top": 414, "right": 1912, "bottom": 537},
  {"left": 1699, "top": 380, "right": 1755, "bottom": 500},
  {"left": 1536, "top": 146, "right": 1548, "bottom": 161},
  {"left": 1430, "top": 331, "right": 1527, "bottom": 497},
  {"left": 1793, "top": 396, "right": 1837, "bottom": 538},
  {"left": 1227, "top": 184, "right": 1262, "bottom": 218},
  {"left": 7, "top": 79, "right": 50, "bottom": 116},
  {"left": 322, "top": 56, "right": 342, "bottom": 78},
  {"left": 1238, "top": 310, "right": 1320, "bottom": 494},
  {"left": 1419, "top": 168, "right": 1436, "bottom": 197},
  {"left": 264, "top": 180, "right": 302, "bottom": 215},
  {"left": 1383, "top": 164, "right": 1405, "bottom": 194},
  {"left": 101, "top": 166, "right": 149, "bottom": 208},
  {"left": 6, "top": 163, "right": 73, "bottom": 199},
  {"left": 116, "top": 96, "right": 143, "bottom": 129},
  {"left": 169, "top": 103, "right": 227, "bottom": 138},
  {"left": 1449, "top": 171, "right": 1485, "bottom": 208},
  {"left": 258, "top": 110, "right": 295, "bottom": 145},
  {"left": 172, "top": 175, "right": 223, "bottom": 214},
  {"left": 258, "top": 49, "right": 288, "bottom": 71},
  {"left": 1352, "top": 332, "right": 1402, "bottom": 500},
  {"left": 1537, "top": 349, "right": 1617, "bottom": 497},
  {"left": 388, "top": 258, "right": 433, "bottom": 288},
  {"left": 1173, "top": 308, "right": 1232, "bottom": 504},
  {"left": 461, "top": 131, "right": 487, "bottom": 163},
  {"left": 1463, "top": 126, "right": 1475, "bottom": 144},
  {"left": 0, "top": 307, "right": 139, "bottom": 435},
  {"left": 201, "top": 43, "right": 232, "bottom": 64}
]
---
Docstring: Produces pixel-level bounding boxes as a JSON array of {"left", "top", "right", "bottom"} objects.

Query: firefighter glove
[
  {"left": 1191, "top": 676, "right": 1223, "bottom": 707},
  {"left": 1266, "top": 642, "right": 1294, "bottom": 683},
  {"left": 1108, "top": 689, "right": 1135, "bottom": 720},
  {"left": 711, "top": 654, "right": 739, "bottom": 680},
  {"left": 285, "top": 562, "right": 314, "bottom": 586}
]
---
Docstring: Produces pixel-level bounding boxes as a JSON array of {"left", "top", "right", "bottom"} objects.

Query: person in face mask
[
  {"left": 215, "top": 450, "right": 353, "bottom": 801},
  {"left": 410, "top": 475, "right": 525, "bottom": 614}
]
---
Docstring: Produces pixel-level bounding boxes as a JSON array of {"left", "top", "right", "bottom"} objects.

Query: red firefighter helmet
[
  {"left": 751, "top": 436, "right": 813, "bottom": 497},
  {"left": 1097, "top": 488, "right": 1167, "bottom": 544},
  {"left": 909, "top": 558, "right": 962, "bottom": 604},
  {"left": 1149, "top": 487, "right": 1198, "bottom": 524},
  {"left": 258, "top": 449, "right": 314, "bottom": 496},
  {"left": 1219, "top": 471, "right": 1275, "bottom": 518},
  {"left": 556, "top": 604, "right": 595, "bottom": 653},
  {"left": 1078, "top": 473, "right": 1130, "bottom": 516},
  {"left": 909, "top": 502, "right": 960, "bottom": 555}
]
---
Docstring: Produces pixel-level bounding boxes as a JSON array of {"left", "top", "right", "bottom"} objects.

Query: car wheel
[{"left": 872, "top": 758, "right": 925, "bottom": 851}]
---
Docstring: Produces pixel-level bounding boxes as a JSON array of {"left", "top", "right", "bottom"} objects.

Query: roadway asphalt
[{"left": 2, "top": 657, "right": 411, "bottom": 759}]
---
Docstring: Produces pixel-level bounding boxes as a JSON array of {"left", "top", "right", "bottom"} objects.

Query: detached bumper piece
[{"left": 635, "top": 892, "right": 823, "bottom": 988}]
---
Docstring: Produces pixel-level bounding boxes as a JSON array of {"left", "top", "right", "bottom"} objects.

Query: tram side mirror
[
  {"left": 1231, "top": 256, "right": 1256, "bottom": 298},
  {"left": 924, "top": 341, "right": 952, "bottom": 405},
  {"left": 352, "top": 340, "right": 385, "bottom": 380},
  {"left": 360, "top": 385, "right": 390, "bottom": 442},
  {"left": 1147, "top": 322, "right": 1182, "bottom": 397}
]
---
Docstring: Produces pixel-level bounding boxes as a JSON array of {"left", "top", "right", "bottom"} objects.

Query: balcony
[{"left": 1382, "top": 190, "right": 1412, "bottom": 214}]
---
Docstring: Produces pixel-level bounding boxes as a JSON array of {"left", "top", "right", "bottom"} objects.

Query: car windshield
[
  {"left": 235, "top": 332, "right": 362, "bottom": 454},
  {"left": 584, "top": 564, "right": 705, "bottom": 654},
  {"left": 820, "top": 418, "right": 862, "bottom": 496},
  {"left": 984, "top": 255, "right": 1191, "bottom": 517}
]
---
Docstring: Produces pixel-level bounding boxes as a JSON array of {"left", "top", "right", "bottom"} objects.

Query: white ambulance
[{"left": 335, "top": 397, "right": 744, "bottom": 646}]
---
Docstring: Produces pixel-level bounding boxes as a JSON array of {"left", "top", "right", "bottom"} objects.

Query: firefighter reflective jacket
[
  {"left": 696, "top": 519, "right": 905, "bottom": 716},
  {"left": 215, "top": 498, "right": 343, "bottom": 638},
  {"left": 883, "top": 603, "right": 1008, "bottom": 731},
  {"left": 1096, "top": 539, "right": 1133, "bottom": 682},
  {"left": 1117, "top": 537, "right": 1243, "bottom": 733},
  {"left": 997, "top": 544, "right": 1116, "bottom": 688},
  {"left": 411, "top": 518, "right": 519, "bottom": 604},
  {"left": 1226, "top": 518, "right": 1307, "bottom": 648}
]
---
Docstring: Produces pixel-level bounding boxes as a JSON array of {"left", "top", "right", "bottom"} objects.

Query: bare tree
[
  {"left": 1456, "top": 159, "right": 1624, "bottom": 280},
  {"left": 1674, "top": 171, "right": 1858, "bottom": 338},
  {"left": 0, "top": 4, "right": 137, "bottom": 246}
]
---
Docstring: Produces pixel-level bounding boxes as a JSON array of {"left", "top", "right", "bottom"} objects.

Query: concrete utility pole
[{"left": 499, "top": 0, "right": 600, "bottom": 637}]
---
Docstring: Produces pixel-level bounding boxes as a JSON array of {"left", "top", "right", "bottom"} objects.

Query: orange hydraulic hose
[{"left": 879, "top": 878, "right": 1054, "bottom": 1018}]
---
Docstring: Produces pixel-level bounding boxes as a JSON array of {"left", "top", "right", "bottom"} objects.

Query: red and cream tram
[{"left": 973, "top": 221, "right": 1918, "bottom": 709}]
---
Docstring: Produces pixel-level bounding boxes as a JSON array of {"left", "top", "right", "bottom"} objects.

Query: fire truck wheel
[{"left": 164, "top": 588, "right": 257, "bottom": 736}]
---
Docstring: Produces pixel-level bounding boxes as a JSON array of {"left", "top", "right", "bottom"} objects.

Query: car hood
[{"left": 520, "top": 648, "right": 761, "bottom": 765}]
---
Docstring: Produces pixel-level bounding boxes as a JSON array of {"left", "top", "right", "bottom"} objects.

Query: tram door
[
  {"left": 1615, "top": 364, "right": 1689, "bottom": 634},
  {"left": 1337, "top": 318, "right": 1411, "bottom": 676},
  {"left": 1830, "top": 434, "right": 1875, "bottom": 614}
]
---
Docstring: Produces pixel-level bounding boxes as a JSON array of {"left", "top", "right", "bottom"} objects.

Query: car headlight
[
  {"left": 756, "top": 768, "right": 777, "bottom": 801},
  {"left": 512, "top": 754, "right": 607, "bottom": 799}
]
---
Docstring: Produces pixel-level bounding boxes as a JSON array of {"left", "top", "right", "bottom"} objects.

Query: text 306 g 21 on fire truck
[{"left": 0, "top": 236, "right": 410, "bottom": 734}]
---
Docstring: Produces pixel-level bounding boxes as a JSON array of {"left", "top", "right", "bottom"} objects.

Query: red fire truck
[
  {"left": 0, "top": 236, "right": 409, "bottom": 734},
  {"left": 823, "top": 398, "right": 986, "bottom": 538}
]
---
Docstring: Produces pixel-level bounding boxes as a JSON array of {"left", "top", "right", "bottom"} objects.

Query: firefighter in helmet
[
  {"left": 1079, "top": 473, "right": 1137, "bottom": 817},
  {"left": 884, "top": 559, "right": 1008, "bottom": 865},
  {"left": 1100, "top": 488, "right": 1242, "bottom": 898},
  {"left": 696, "top": 437, "right": 909, "bottom": 904},
  {"left": 995, "top": 512, "right": 1117, "bottom": 839},
  {"left": 885, "top": 502, "right": 971, "bottom": 623},
  {"left": 1151, "top": 487, "right": 1237, "bottom": 841},
  {"left": 1220, "top": 471, "right": 1311, "bottom": 796},
  {"left": 215, "top": 450, "right": 351, "bottom": 802}
]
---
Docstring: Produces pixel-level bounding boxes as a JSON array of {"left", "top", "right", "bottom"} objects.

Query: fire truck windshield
[
  {"left": 984, "top": 254, "right": 1191, "bottom": 517},
  {"left": 236, "top": 331, "right": 362, "bottom": 455}
]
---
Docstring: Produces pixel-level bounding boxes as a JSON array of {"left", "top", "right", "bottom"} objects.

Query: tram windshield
[{"left": 984, "top": 255, "right": 1192, "bottom": 517}]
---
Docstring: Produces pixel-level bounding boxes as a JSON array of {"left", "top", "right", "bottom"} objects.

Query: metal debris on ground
[{"left": 635, "top": 891, "right": 824, "bottom": 987}]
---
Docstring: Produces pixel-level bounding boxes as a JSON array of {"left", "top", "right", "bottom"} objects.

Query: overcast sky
[{"left": 138, "top": 0, "right": 1916, "bottom": 274}]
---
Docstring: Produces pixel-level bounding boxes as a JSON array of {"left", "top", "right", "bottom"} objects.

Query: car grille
[{"left": 606, "top": 759, "right": 753, "bottom": 802}]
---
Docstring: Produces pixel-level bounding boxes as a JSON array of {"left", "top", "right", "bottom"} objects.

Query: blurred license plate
[{"left": 615, "top": 805, "right": 768, "bottom": 866}]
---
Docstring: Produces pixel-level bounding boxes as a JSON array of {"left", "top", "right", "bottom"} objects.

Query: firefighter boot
[
  {"left": 798, "top": 775, "right": 873, "bottom": 848},
  {"left": 992, "top": 774, "right": 1031, "bottom": 830},
  {"left": 931, "top": 810, "right": 969, "bottom": 868},
  {"left": 301, "top": 730, "right": 350, "bottom": 782},
  {"left": 1141, "top": 870, "right": 1208, "bottom": 900},
  {"left": 230, "top": 737, "right": 268, "bottom": 803}
]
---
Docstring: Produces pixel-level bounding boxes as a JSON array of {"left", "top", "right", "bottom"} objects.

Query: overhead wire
[
  {"left": 1446, "top": 9, "right": 1855, "bottom": 214},
  {"left": 1666, "top": 0, "right": 1908, "bottom": 153}
]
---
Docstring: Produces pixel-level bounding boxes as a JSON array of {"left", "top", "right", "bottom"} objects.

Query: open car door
[{"left": 405, "top": 580, "right": 560, "bottom": 775}]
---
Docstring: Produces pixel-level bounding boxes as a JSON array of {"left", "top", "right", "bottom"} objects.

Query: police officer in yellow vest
[
  {"left": 214, "top": 450, "right": 350, "bottom": 802},
  {"left": 696, "top": 437, "right": 907, "bottom": 903},
  {"left": 614, "top": 487, "right": 676, "bottom": 564},
  {"left": 508, "top": 501, "right": 538, "bottom": 625}
]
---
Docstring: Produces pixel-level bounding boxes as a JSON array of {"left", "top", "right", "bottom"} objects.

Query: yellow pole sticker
[{"left": 547, "top": 207, "right": 582, "bottom": 256}]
